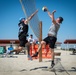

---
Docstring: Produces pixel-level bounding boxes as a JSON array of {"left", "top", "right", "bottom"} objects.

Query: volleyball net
[{"left": 19, "top": 0, "right": 40, "bottom": 39}]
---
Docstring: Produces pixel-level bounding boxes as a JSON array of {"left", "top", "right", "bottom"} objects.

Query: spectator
[{"left": 28, "top": 34, "right": 35, "bottom": 44}]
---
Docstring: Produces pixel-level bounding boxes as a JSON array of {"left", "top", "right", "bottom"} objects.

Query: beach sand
[{"left": 0, "top": 50, "right": 76, "bottom": 75}]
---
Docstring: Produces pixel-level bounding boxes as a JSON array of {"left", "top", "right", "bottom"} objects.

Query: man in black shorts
[
  {"left": 9, "top": 10, "right": 38, "bottom": 60},
  {"left": 32, "top": 9, "right": 63, "bottom": 67}
]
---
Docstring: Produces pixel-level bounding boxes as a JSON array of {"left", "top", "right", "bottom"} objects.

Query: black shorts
[
  {"left": 43, "top": 36, "right": 57, "bottom": 49},
  {"left": 19, "top": 35, "right": 28, "bottom": 47}
]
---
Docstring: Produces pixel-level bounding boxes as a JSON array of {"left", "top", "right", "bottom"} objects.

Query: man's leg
[
  {"left": 26, "top": 42, "right": 30, "bottom": 55},
  {"left": 26, "top": 42, "right": 32, "bottom": 60},
  {"left": 32, "top": 41, "right": 46, "bottom": 57},
  {"left": 10, "top": 46, "right": 23, "bottom": 54},
  {"left": 31, "top": 44, "right": 41, "bottom": 57},
  {"left": 50, "top": 48, "right": 55, "bottom": 68}
]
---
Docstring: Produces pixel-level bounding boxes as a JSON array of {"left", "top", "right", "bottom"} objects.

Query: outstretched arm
[
  {"left": 24, "top": 9, "right": 38, "bottom": 24},
  {"left": 47, "top": 10, "right": 56, "bottom": 25}
]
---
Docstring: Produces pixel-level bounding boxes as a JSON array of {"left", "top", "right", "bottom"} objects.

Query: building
[
  {"left": 64, "top": 39, "right": 76, "bottom": 49},
  {"left": 0, "top": 39, "right": 62, "bottom": 51},
  {"left": 55, "top": 42, "right": 62, "bottom": 49},
  {"left": 0, "top": 39, "right": 19, "bottom": 53}
]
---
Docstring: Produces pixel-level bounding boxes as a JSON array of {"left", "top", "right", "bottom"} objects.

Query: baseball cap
[
  {"left": 19, "top": 17, "right": 25, "bottom": 22},
  {"left": 59, "top": 17, "right": 64, "bottom": 23}
]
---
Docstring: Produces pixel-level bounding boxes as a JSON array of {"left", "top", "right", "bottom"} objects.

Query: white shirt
[{"left": 28, "top": 37, "right": 35, "bottom": 44}]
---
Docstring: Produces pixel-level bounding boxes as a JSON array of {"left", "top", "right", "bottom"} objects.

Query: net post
[{"left": 39, "top": 21, "right": 42, "bottom": 62}]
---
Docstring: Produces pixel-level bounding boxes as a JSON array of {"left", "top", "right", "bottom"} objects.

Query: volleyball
[{"left": 42, "top": 6, "right": 48, "bottom": 12}]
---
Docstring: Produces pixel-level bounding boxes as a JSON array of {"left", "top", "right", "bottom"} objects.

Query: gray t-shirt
[{"left": 48, "top": 23, "right": 60, "bottom": 37}]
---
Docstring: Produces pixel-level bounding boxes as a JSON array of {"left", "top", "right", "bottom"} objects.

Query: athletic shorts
[
  {"left": 43, "top": 36, "right": 57, "bottom": 49},
  {"left": 19, "top": 35, "right": 28, "bottom": 47}
]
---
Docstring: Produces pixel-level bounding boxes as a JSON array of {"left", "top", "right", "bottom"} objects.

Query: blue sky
[{"left": 0, "top": 0, "right": 76, "bottom": 45}]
